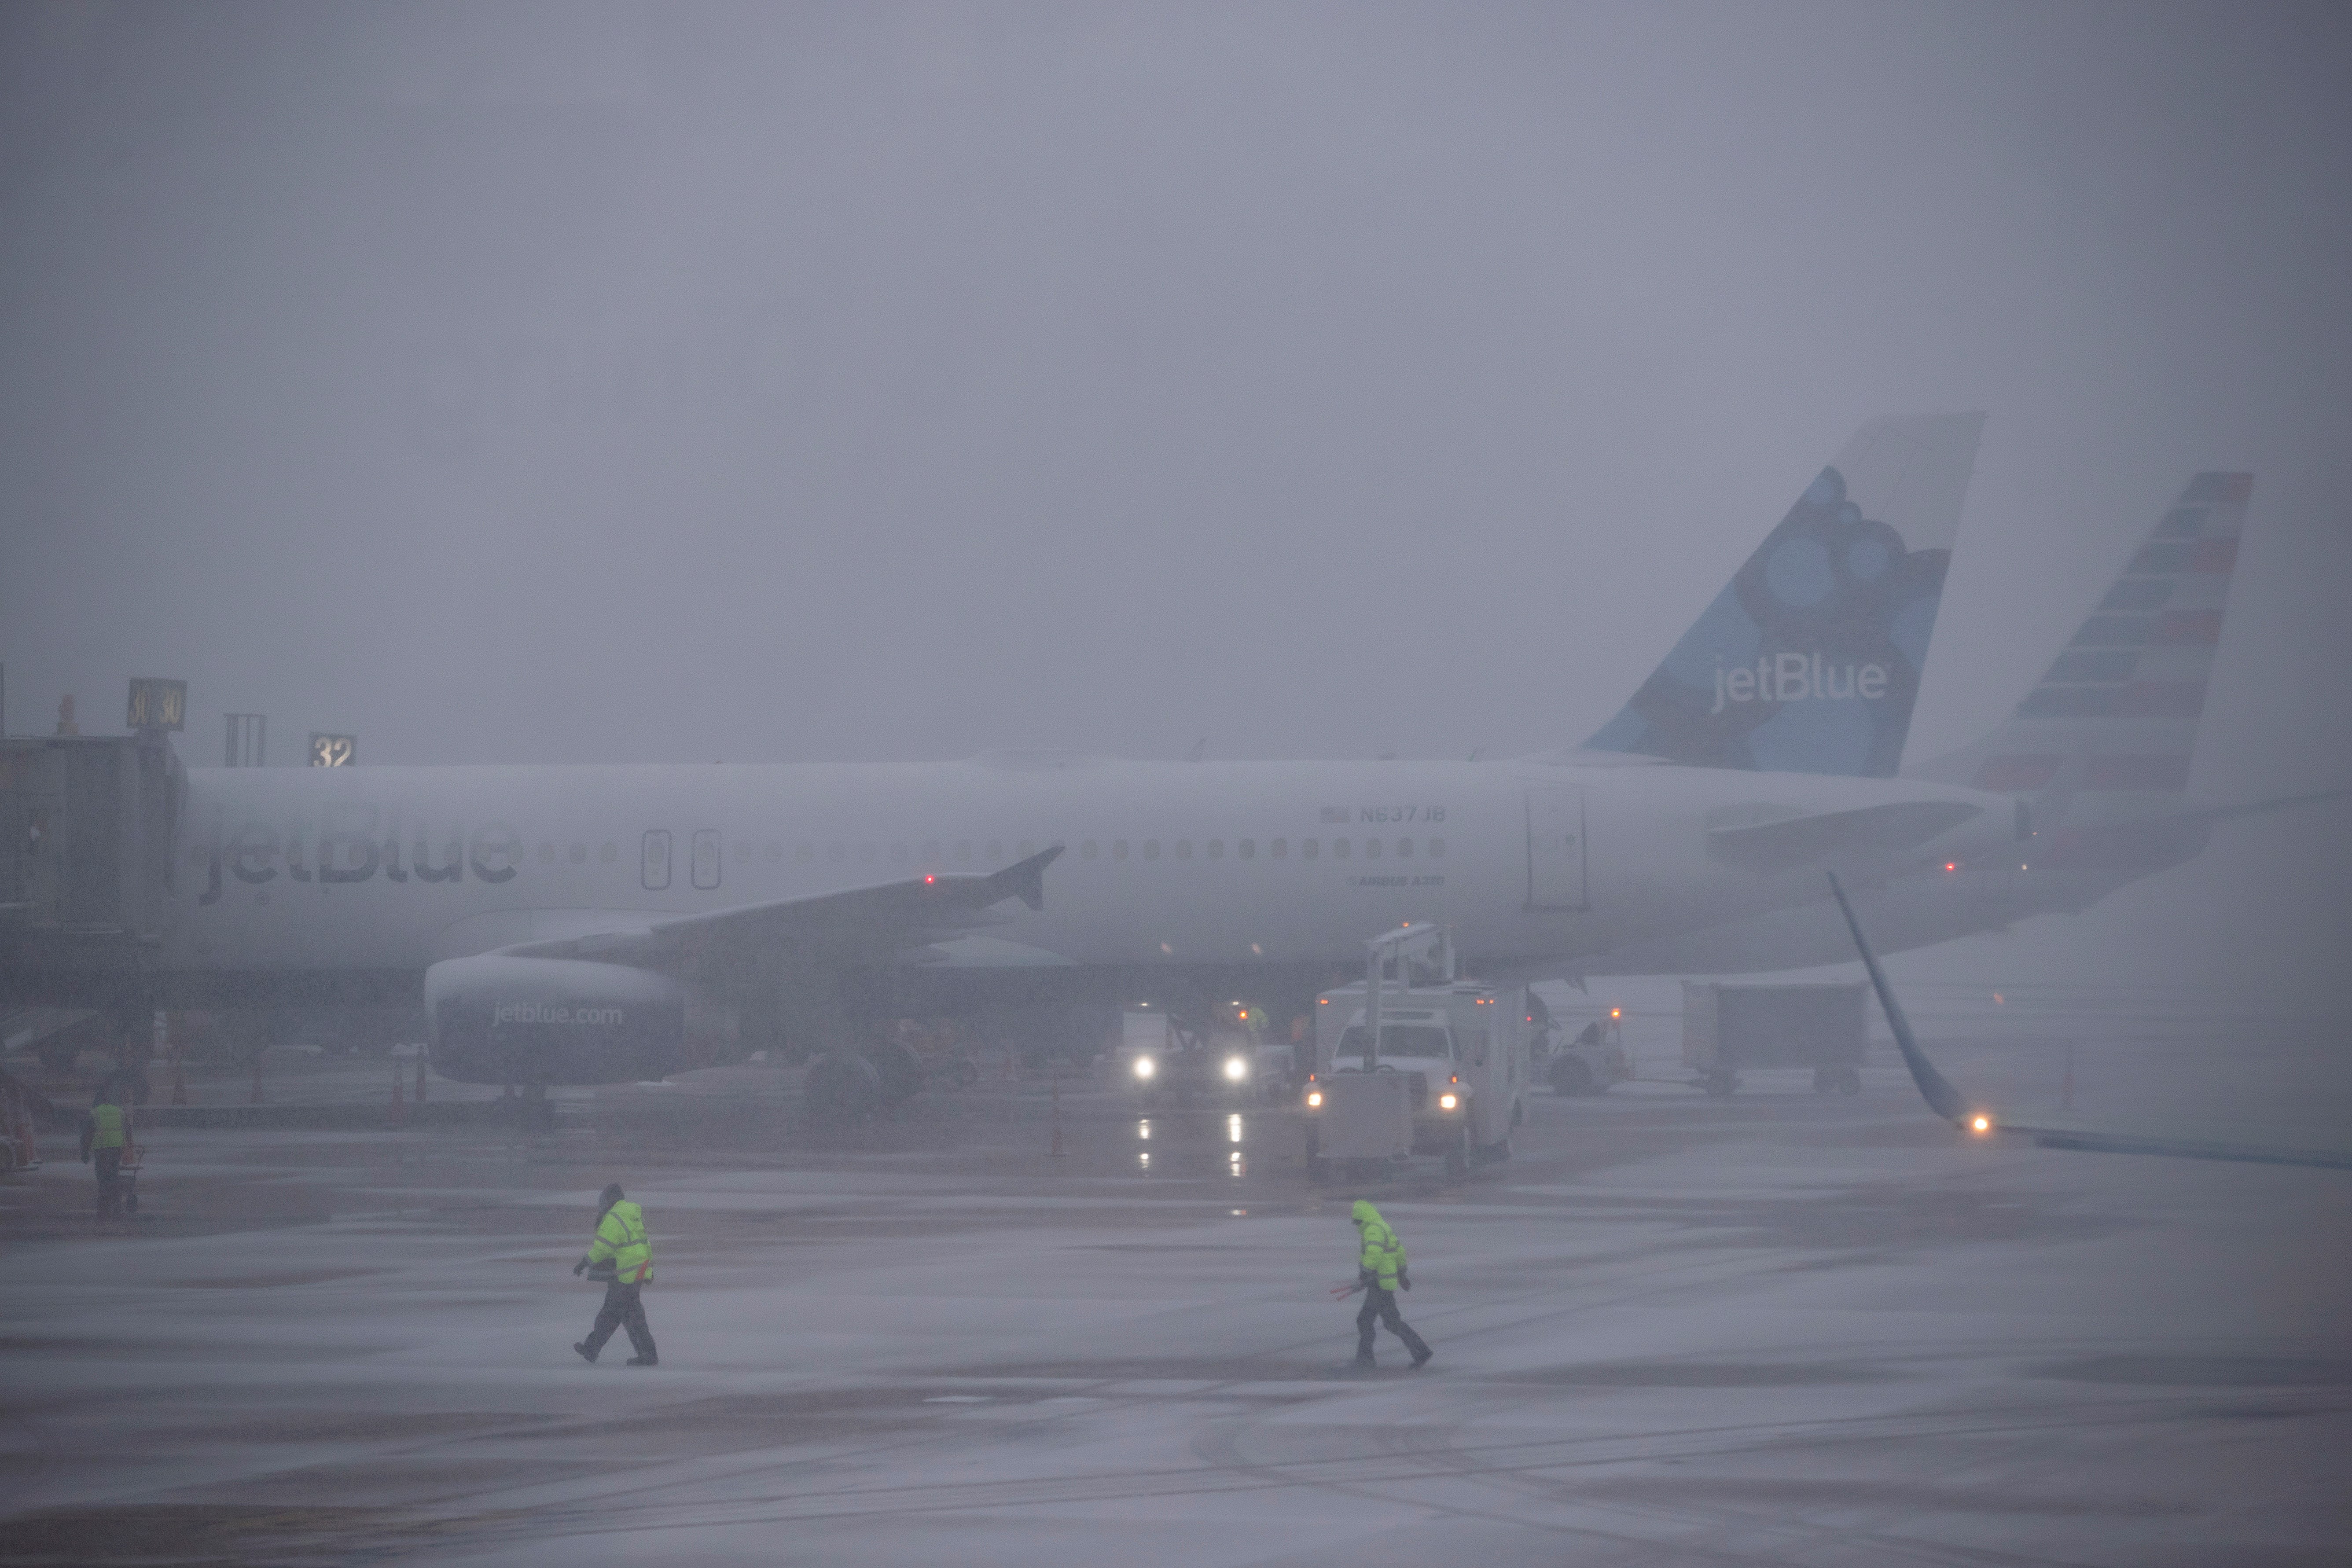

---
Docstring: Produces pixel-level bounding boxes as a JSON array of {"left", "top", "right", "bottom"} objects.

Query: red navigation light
[
  {"left": 923, "top": 874, "right": 936, "bottom": 884},
  {"left": 1944, "top": 862, "right": 1957, "bottom": 873}
]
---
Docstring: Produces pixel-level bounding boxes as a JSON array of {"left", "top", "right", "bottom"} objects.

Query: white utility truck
[{"left": 1302, "top": 924, "right": 1529, "bottom": 1178}]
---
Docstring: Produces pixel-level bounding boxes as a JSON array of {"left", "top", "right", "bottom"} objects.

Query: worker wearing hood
[{"left": 1350, "top": 1200, "right": 1433, "bottom": 1370}]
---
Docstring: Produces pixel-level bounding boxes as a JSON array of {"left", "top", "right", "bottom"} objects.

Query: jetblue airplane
[
  {"left": 1587, "top": 470, "right": 2298, "bottom": 973},
  {"left": 8, "top": 415, "right": 2011, "bottom": 1098}
]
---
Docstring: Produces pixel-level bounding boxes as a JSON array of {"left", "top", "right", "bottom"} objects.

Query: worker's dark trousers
[
  {"left": 1355, "top": 1286, "right": 1430, "bottom": 1362},
  {"left": 583, "top": 1282, "right": 657, "bottom": 1361},
  {"left": 93, "top": 1149, "right": 123, "bottom": 1215}
]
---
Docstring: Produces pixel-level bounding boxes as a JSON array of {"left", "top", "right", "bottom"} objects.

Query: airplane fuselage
[{"left": 160, "top": 752, "right": 2011, "bottom": 993}]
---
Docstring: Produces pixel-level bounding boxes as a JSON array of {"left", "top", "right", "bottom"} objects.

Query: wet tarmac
[{"left": 5, "top": 1032, "right": 2349, "bottom": 1566}]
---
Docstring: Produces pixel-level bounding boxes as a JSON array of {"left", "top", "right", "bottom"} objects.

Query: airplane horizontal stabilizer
[
  {"left": 1709, "top": 800, "right": 1980, "bottom": 871},
  {"left": 2184, "top": 785, "right": 2352, "bottom": 825}
]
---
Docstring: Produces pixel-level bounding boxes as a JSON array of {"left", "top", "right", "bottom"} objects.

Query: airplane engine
[{"left": 424, "top": 955, "right": 686, "bottom": 1086}]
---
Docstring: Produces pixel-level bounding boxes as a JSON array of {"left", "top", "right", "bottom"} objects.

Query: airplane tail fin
[
  {"left": 1580, "top": 413, "right": 1984, "bottom": 776},
  {"left": 1910, "top": 473, "right": 2250, "bottom": 848}
]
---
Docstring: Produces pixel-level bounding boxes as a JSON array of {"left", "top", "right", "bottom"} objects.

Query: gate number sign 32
[{"left": 309, "top": 734, "right": 356, "bottom": 767}]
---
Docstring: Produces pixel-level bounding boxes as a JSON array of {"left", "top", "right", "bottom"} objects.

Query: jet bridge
[{"left": 0, "top": 731, "right": 184, "bottom": 1002}]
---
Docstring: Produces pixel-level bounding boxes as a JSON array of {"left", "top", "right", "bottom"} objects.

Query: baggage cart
[{"left": 1683, "top": 982, "right": 1866, "bottom": 1096}]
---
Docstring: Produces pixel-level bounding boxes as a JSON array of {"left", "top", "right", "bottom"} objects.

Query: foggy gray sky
[{"left": 4, "top": 2, "right": 2348, "bottom": 994}]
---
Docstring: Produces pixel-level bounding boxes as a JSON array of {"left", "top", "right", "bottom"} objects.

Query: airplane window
[
  {"left": 1365, "top": 839, "right": 1381, "bottom": 859},
  {"left": 1334, "top": 838, "right": 1351, "bottom": 859},
  {"left": 1144, "top": 840, "right": 1161, "bottom": 860},
  {"left": 570, "top": 843, "right": 588, "bottom": 863},
  {"left": 987, "top": 840, "right": 1003, "bottom": 860},
  {"left": 1208, "top": 839, "right": 1224, "bottom": 859},
  {"left": 1430, "top": 837, "right": 1444, "bottom": 857},
  {"left": 955, "top": 841, "right": 972, "bottom": 862},
  {"left": 1082, "top": 841, "right": 1099, "bottom": 859},
  {"left": 599, "top": 842, "right": 617, "bottom": 863},
  {"left": 829, "top": 842, "right": 845, "bottom": 863},
  {"left": 1239, "top": 839, "right": 1255, "bottom": 859},
  {"left": 538, "top": 842, "right": 557, "bottom": 864},
  {"left": 922, "top": 839, "right": 941, "bottom": 861},
  {"left": 1176, "top": 841, "right": 1192, "bottom": 860},
  {"left": 890, "top": 842, "right": 908, "bottom": 863},
  {"left": 1301, "top": 839, "right": 1317, "bottom": 859},
  {"left": 1396, "top": 838, "right": 1411, "bottom": 858},
  {"left": 1271, "top": 838, "right": 1286, "bottom": 859},
  {"left": 692, "top": 829, "right": 722, "bottom": 889},
  {"left": 642, "top": 830, "right": 672, "bottom": 890},
  {"left": 1114, "top": 840, "right": 1129, "bottom": 860},
  {"left": 859, "top": 842, "right": 876, "bottom": 863},
  {"left": 797, "top": 843, "right": 814, "bottom": 863}
]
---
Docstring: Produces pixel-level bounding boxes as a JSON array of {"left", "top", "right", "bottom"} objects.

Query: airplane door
[{"left": 1525, "top": 786, "right": 1588, "bottom": 911}]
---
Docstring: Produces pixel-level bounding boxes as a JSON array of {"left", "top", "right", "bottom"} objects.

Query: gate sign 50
[{"left": 309, "top": 733, "right": 356, "bottom": 767}]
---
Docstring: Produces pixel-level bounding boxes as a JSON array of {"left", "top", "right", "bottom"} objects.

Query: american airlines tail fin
[
  {"left": 1910, "top": 473, "right": 2250, "bottom": 844},
  {"left": 1580, "top": 413, "right": 1983, "bottom": 777}
]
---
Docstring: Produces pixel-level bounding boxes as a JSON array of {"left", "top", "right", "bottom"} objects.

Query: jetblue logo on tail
[
  {"left": 1585, "top": 463, "right": 1951, "bottom": 777},
  {"left": 1712, "top": 654, "right": 1889, "bottom": 714}
]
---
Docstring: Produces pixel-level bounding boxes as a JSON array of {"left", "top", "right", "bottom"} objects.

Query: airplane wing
[
  {"left": 496, "top": 847, "right": 1064, "bottom": 980},
  {"left": 1826, "top": 871, "right": 2352, "bottom": 1172},
  {"left": 2181, "top": 785, "right": 2352, "bottom": 826}
]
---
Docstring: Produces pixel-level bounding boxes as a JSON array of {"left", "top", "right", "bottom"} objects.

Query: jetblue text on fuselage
[
  {"left": 1710, "top": 653, "right": 1889, "bottom": 715},
  {"left": 492, "top": 1002, "right": 626, "bottom": 1027},
  {"left": 198, "top": 804, "right": 523, "bottom": 904}
]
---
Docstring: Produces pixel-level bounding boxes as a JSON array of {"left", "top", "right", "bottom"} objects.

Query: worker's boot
[
  {"left": 1351, "top": 1345, "right": 1375, "bottom": 1371},
  {"left": 626, "top": 1355, "right": 658, "bottom": 1367},
  {"left": 1401, "top": 1327, "right": 1434, "bottom": 1369},
  {"left": 573, "top": 1341, "right": 598, "bottom": 1364}
]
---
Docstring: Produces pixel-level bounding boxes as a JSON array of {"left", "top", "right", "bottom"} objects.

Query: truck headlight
[
  {"left": 1438, "top": 1092, "right": 1458, "bottom": 1111},
  {"left": 1305, "top": 1090, "right": 1323, "bottom": 1108},
  {"left": 1132, "top": 1056, "right": 1156, "bottom": 1080},
  {"left": 1223, "top": 1056, "right": 1249, "bottom": 1082}
]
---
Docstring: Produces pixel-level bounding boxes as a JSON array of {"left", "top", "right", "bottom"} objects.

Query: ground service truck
[{"left": 1304, "top": 973, "right": 1530, "bottom": 1178}]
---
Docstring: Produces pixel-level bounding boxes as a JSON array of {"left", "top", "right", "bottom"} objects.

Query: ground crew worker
[
  {"left": 1349, "top": 1199, "right": 1432, "bottom": 1370},
  {"left": 572, "top": 1183, "right": 658, "bottom": 1366},
  {"left": 79, "top": 1088, "right": 132, "bottom": 1216}
]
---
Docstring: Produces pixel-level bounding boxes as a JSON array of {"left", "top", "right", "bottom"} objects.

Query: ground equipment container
[{"left": 1681, "top": 981, "right": 1866, "bottom": 1095}]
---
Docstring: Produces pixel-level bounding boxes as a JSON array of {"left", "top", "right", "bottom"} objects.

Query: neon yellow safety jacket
[
  {"left": 587, "top": 1199, "right": 654, "bottom": 1285},
  {"left": 89, "top": 1102, "right": 128, "bottom": 1150},
  {"left": 1353, "top": 1199, "right": 1406, "bottom": 1291}
]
